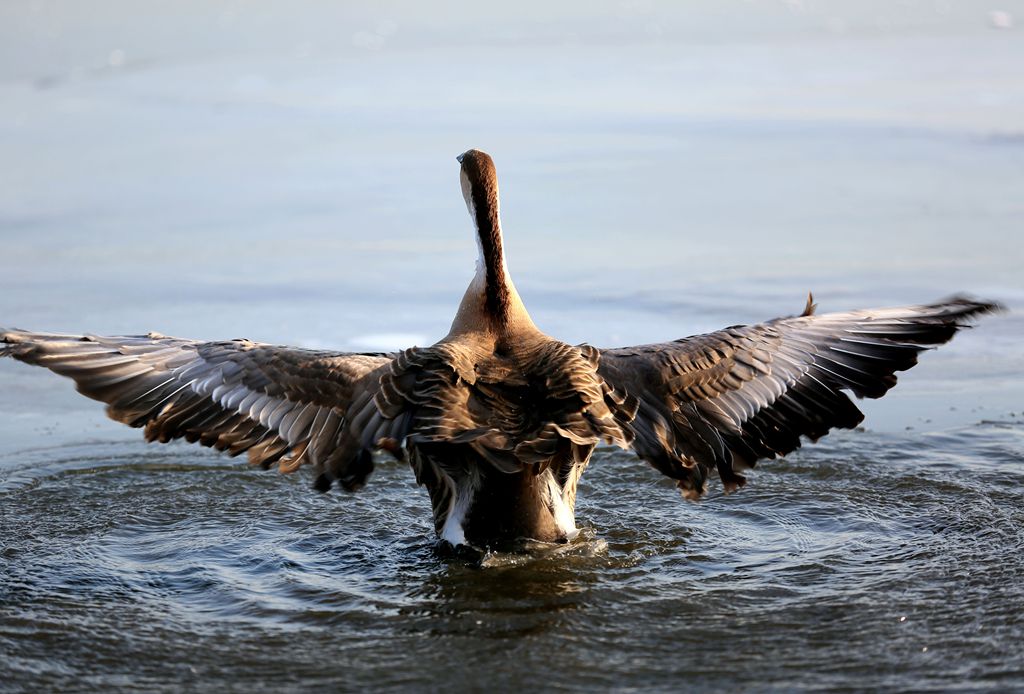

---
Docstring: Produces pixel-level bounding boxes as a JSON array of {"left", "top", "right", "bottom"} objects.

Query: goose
[{"left": 0, "top": 149, "right": 1001, "bottom": 550}]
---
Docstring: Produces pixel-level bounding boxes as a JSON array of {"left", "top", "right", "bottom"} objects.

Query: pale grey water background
[{"left": 1, "top": 2, "right": 1023, "bottom": 691}]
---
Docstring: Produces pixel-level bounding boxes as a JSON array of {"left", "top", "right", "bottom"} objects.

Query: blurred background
[
  {"left": 2, "top": 6, "right": 1024, "bottom": 691},
  {"left": 1, "top": 0, "right": 1021, "bottom": 446}
]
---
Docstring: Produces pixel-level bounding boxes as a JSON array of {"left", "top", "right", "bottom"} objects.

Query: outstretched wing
[
  {"left": 596, "top": 296, "right": 1002, "bottom": 498},
  {"left": 0, "top": 329, "right": 396, "bottom": 490}
]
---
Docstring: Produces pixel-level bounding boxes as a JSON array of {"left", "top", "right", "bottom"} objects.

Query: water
[
  {"left": 2, "top": 2, "right": 1024, "bottom": 691},
  {"left": 3, "top": 430, "right": 1024, "bottom": 691}
]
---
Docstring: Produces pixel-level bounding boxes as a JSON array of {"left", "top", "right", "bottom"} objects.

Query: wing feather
[
  {"left": 1, "top": 329, "right": 395, "bottom": 487},
  {"left": 597, "top": 296, "right": 1002, "bottom": 498}
]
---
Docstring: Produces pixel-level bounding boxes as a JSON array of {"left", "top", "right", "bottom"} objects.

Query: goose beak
[{"left": 456, "top": 152, "right": 465, "bottom": 164}]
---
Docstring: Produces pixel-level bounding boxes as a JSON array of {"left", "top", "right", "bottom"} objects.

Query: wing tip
[
  {"left": 928, "top": 294, "right": 1006, "bottom": 322},
  {"left": 1, "top": 327, "right": 23, "bottom": 355}
]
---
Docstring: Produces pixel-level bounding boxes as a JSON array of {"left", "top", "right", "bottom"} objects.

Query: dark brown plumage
[
  {"left": 458, "top": 149, "right": 512, "bottom": 324},
  {"left": 0, "top": 149, "right": 1003, "bottom": 549}
]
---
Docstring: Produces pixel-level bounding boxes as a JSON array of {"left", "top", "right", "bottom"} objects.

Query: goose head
[{"left": 457, "top": 149, "right": 501, "bottom": 241}]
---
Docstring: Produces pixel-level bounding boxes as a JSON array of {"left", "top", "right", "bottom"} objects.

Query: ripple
[{"left": 1, "top": 426, "right": 1023, "bottom": 690}]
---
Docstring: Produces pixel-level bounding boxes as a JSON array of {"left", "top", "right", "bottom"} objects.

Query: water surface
[{"left": 2, "top": 2, "right": 1023, "bottom": 691}]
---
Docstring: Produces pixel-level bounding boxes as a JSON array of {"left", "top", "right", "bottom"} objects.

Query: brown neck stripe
[{"left": 462, "top": 151, "right": 511, "bottom": 322}]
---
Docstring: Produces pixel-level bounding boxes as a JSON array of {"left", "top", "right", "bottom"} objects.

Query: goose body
[{"left": 0, "top": 149, "right": 1001, "bottom": 550}]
